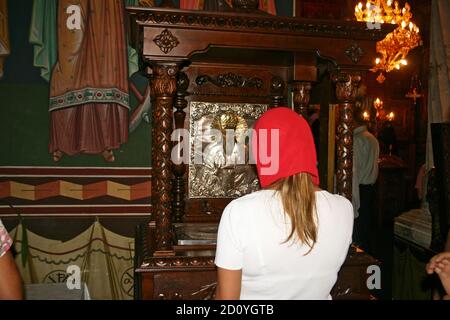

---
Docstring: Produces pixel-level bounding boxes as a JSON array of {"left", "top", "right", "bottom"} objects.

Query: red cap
[{"left": 252, "top": 107, "right": 319, "bottom": 188}]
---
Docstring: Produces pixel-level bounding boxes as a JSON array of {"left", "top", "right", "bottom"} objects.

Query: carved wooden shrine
[{"left": 128, "top": 4, "right": 392, "bottom": 300}]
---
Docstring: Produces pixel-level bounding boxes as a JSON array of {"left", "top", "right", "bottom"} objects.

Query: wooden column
[
  {"left": 332, "top": 72, "right": 361, "bottom": 201},
  {"left": 292, "top": 81, "right": 312, "bottom": 119},
  {"left": 150, "top": 62, "right": 181, "bottom": 255},
  {"left": 173, "top": 72, "right": 189, "bottom": 223}
]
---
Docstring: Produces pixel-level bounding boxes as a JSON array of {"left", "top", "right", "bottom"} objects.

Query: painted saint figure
[{"left": 30, "top": 0, "right": 142, "bottom": 162}]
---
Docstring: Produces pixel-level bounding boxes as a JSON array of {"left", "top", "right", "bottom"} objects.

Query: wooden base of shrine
[{"left": 134, "top": 222, "right": 380, "bottom": 300}]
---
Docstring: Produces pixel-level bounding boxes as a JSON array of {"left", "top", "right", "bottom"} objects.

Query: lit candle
[
  {"left": 376, "top": 58, "right": 381, "bottom": 64},
  {"left": 363, "top": 111, "right": 370, "bottom": 121},
  {"left": 374, "top": 98, "right": 383, "bottom": 109},
  {"left": 388, "top": 112, "right": 395, "bottom": 121}
]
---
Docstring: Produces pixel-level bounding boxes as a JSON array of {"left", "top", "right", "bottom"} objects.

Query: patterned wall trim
[
  {"left": 49, "top": 88, "right": 130, "bottom": 112},
  {"left": 0, "top": 167, "right": 152, "bottom": 216}
]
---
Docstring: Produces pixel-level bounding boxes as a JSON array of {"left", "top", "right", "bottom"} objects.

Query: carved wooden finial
[
  {"left": 291, "top": 81, "right": 312, "bottom": 119},
  {"left": 332, "top": 72, "right": 362, "bottom": 103},
  {"left": 270, "top": 76, "right": 286, "bottom": 108}
]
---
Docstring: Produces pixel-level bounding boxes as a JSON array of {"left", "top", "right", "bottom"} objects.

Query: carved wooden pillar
[
  {"left": 150, "top": 62, "right": 180, "bottom": 254},
  {"left": 332, "top": 72, "right": 361, "bottom": 201},
  {"left": 270, "top": 76, "right": 286, "bottom": 108},
  {"left": 292, "top": 81, "right": 312, "bottom": 119},
  {"left": 173, "top": 72, "right": 189, "bottom": 223}
]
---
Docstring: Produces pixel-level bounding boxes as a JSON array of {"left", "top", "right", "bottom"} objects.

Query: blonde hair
[{"left": 271, "top": 173, "right": 318, "bottom": 254}]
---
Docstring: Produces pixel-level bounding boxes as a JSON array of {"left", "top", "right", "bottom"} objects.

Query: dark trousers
[{"left": 354, "top": 184, "right": 376, "bottom": 253}]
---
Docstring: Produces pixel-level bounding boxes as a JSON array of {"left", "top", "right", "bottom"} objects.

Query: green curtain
[
  {"left": 30, "top": 0, "right": 140, "bottom": 81},
  {"left": 125, "top": 0, "right": 140, "bottom": 76},
  {"left": 128, "top": 47, "right": 139, "bottom": 77},
  {"left": 29, "top": 0, "right": 57, "bottom": 82}
]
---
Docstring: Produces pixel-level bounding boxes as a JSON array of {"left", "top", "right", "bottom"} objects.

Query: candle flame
[{"left": 363, "top": 111, "right": 370, "bottom": 120}]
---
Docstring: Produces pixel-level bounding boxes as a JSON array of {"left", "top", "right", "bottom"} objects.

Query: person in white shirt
[
  {"left": 215, "top": 107, "right": 354, "bottom": 300},
  {"left": 352, "top": 107, "right": 380, "bottom": 253}
]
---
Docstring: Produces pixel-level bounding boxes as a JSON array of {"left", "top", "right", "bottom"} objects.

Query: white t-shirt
[
  {"left": 352, "top": 125, "right": 380, "bottom": 218},
  {"left": 215, "top": 189, "right": 354, "bottom": 300}
]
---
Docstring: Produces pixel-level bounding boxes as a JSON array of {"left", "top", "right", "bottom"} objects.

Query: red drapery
[
  {"left": 179, "top": 0, "right": 205, "bottom": 10},
  {"left": 259, "top": 0, "right": 277, "bottom": 15}
]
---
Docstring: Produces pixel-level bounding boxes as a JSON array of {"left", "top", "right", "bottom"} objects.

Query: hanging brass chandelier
[{"left": 355, "top": 1, "right": 422, "bottom": 83}]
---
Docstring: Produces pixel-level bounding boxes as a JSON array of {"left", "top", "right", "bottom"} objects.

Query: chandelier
[{"left": 355, "top": 1, "right": 421, "bottom": 83}]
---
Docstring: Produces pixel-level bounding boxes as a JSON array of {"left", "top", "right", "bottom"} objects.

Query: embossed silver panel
[{"left": 188, "top": 102, "right": 268, "bottom": 198}]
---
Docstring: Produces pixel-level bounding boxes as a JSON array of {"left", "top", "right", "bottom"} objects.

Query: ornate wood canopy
[
  {"left": 127, "top": 6, "right": 394, "bottom": 255},
  {"left": 128, "top": 7, "right": 392, "bottom": 68}
]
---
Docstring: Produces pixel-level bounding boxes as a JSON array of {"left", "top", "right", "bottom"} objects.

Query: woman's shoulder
[
  {"left": 230, "top": 189, "right": 276, "bottom": 205},
  {"left": 223, "top": 190, "right": 277, "bottom": 215},
  {"left": 316, "top": 191, "right": 354, "bottom": 213}
]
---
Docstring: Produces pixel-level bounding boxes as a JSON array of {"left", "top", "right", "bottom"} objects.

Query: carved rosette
[
  {"left": 292, "top": 81, "right": 312, "bottom": 119},
  {"left": 153, "top": 29, "right": 179, "bottom": 54},
  {"left": 332, "top": 72, "right": 361, "bottom": 201},
  {"left": 345, "top": 41, "right": 364, "bottom": 64},
  {"left": 173, "top": 72, "right": 190, "bottom": 222},
  {"left": 150, "top": 63, "right": 180, "bottom": 252}
]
